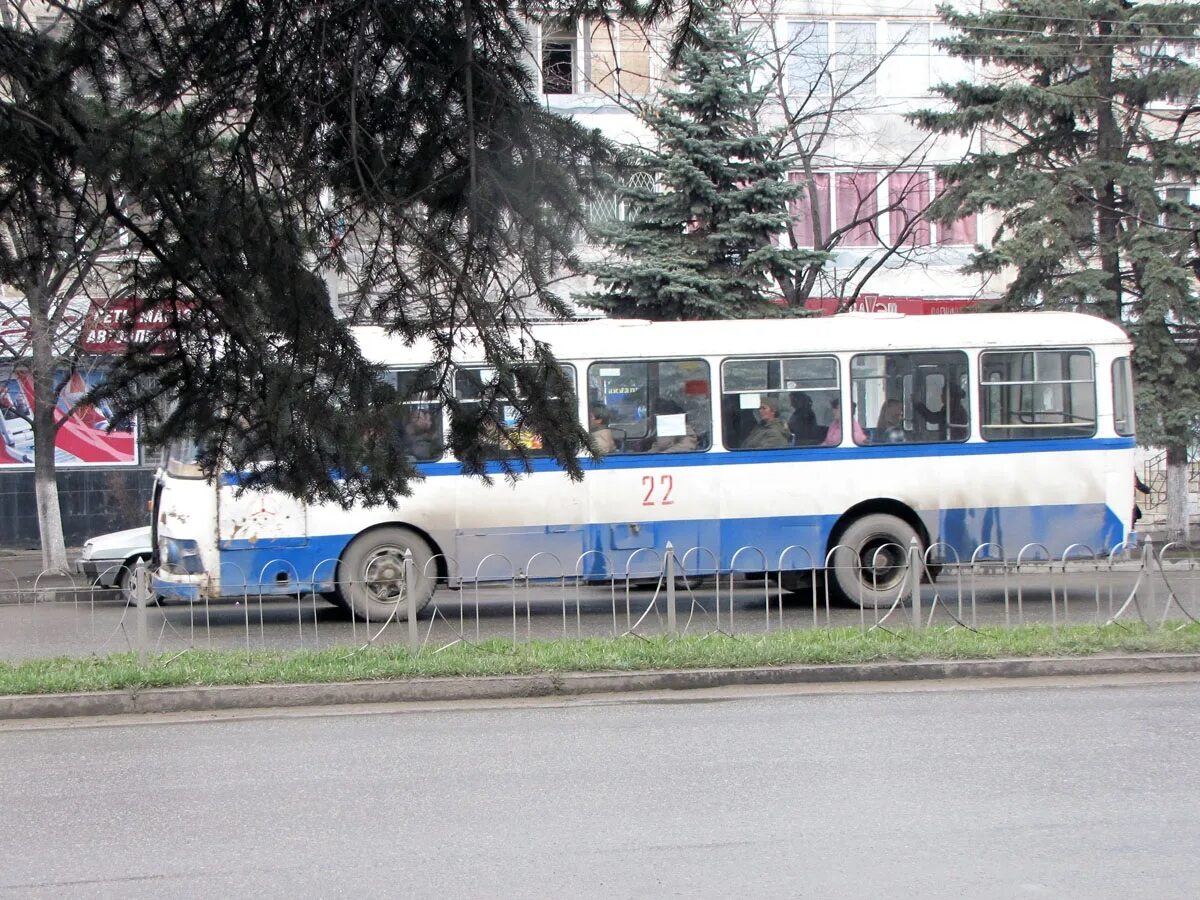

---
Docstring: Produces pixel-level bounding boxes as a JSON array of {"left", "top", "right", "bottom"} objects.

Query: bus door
[{"left": 451, "top": 362, "right": 586, "bottom": 580}]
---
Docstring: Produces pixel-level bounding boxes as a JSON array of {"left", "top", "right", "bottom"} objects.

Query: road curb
[{"left": 2, "top": 653, "right": 1200, "bottom": 721}]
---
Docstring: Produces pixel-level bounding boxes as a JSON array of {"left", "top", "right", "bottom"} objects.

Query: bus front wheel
[
  {"left": 337, "top": 527, "right": 435, "bottom": 622},
  {"left": 829, "top": 513, "right": 920, "bottom": 609}
]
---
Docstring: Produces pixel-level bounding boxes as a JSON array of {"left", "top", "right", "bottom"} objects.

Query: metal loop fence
[{"left": 0, "top": 538, "right": 1195, "bottom": 665}]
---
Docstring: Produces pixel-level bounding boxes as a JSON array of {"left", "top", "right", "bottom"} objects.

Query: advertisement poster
[{"left": 0, "top": 369, "right": 138, "bottom": 467}]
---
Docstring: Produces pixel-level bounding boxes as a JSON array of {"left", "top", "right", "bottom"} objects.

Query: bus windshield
[{"left": 166, "top": 438, "right": 203, "bottom": 477}]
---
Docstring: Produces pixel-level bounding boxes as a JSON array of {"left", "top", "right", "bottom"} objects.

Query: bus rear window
[{"left": 1112, "top": 357, "right": 1135, "bottom": 436}]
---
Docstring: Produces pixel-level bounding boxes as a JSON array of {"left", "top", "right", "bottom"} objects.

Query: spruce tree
[
  {"left": 0, "top": 1, "right": 705, "bottom": 507},
  {"left": 587, "top": 3, "right": 823, "bottom": 320},
  {"left": 912, "top": 1, "right": 1200, "bottom": 535}
]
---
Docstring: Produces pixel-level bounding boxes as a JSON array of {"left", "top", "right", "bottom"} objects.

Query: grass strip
[{"left": 2, "top": 622, "right": 1199, "bottom": 696}]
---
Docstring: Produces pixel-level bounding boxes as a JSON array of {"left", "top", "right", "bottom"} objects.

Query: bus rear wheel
[
  {"left": 337, "top": 527, "right": 435, "bottom": 622},
  {"left": 829, "top": 513, "right": 919, "bottom": 609}
]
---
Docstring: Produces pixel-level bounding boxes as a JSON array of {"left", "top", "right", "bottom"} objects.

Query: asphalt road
[
  {"left": 1, "top": 675, "right": 1197, "bottom": 898},
  {"left": 2, "top": 566, "right": 1199, "bottom": 661}
]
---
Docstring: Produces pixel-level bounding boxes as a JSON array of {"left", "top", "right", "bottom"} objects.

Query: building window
[
  {"left": 786, "top": 21, "right": 830, "bottom": 96},
  {"left": 788, "top": 172, "right": 830, "bottom": 247},
  {"left": 884, "top": 21, "right": 931, "bottom": 95},
  {"left": 542, "top": 21, "right": 576, "bottom": 94},
  {"left": 792, "top": 168, "right": 968, "bottom": 248},
  {"left": 585, "top": 21, "right": 652, "bottom": 96},
  {"left": 835, "top": 21, "right": 877, "bottom": 98},
  {"left": 888, "top": 171, "right": 931, "bottom": 246},
  {"left": 587, "top": 170, "right": 655, "bottom": 226},
  {"left": 930, "top": 22, "right": 973, "bottom": 87},
  {"left": 935, "top": 176, "right": 977, "bottom": 245},
  {"left": 790, "top": 18, "right": 954, "bottom": 100},
  {"left": 836, "top": 172, "right": 880, "bottom": 246},
  {"left": 1162, "top": 186, "right": 1194, "bottom": 230}
]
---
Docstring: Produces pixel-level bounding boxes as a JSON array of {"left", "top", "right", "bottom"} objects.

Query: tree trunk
[
  {"left": 1094, "top": 26, "right": 1124, "bottom": 323},
  {"left": 28, "top": 290, "right": 68, "bottom": 572},
  {"left": 1164, "top": 443, "right": 1190, "bottom": 545},
  {"left": 34, "top": 452, "right": 67, "bottom": 572}
]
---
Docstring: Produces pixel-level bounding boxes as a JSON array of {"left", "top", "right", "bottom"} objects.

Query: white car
[{"left": 75, "top": 526, "right": 156, "bottom": 604}]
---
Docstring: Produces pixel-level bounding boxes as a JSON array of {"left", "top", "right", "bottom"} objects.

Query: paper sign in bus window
[
  {"left": 739, "top": 393, "right": 760, "bottom": 410},
  {"left": 656, "top": 414, "right": 686, "bottom": 437}
]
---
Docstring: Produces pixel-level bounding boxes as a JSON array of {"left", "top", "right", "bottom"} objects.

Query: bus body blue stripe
[
  {"left": 172, "top": 501, "right": 1124, "bottom": 599},
  {"left": 218, "top": 436, "right": 1136, "bottom": 485}
]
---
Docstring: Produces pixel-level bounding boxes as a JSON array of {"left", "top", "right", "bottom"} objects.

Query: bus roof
[{"left": 354, "top": 311, "right": 1130, "bottom": 366}]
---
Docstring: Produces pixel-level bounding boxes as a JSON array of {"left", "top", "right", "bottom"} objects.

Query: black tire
[
  {"left": 336, "top": 526, "right": 435, "bottom": 622},
  {"left": 320, "top": 591, "right": 349, "bottom": 611},
  {"left": 828, "top": 513, "right": 920, "bottom": 609},
  {"left": 779, "top": 569, "right": 812, "bottom": 594},
  {"left": 118, "top": 556, "right": 160, "bottom": 607}
]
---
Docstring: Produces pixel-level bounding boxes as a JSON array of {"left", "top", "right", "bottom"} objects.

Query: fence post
[
  {"left": 1143, "top": 537, "right": 1155, "bottom": 617},
  {"left": 665, "top": 541, "right": 677, "bottom": 637},
  {"left": 134, "top": 562, "right": 149, "bottom": 666},
  {"left": 404, "top": 549, "right": 418, "bottom": 654},
  {"left": 909, "top": 537, "right": 923, "bottom": 630}
]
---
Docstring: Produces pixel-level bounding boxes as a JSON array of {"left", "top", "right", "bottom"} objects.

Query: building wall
[
  {"left": 528, "top": 1, "right": 1007, "bottom": 308},
  {"left": 0, "top": 466, "right": 155, "bottom": 549}
]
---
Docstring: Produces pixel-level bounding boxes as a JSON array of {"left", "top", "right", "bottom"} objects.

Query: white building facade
[{"left": 525, "top": 1, "right": 1006, "bottom": 314}]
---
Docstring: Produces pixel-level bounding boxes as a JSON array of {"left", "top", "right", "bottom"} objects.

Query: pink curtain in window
[
  {"left": 788, "top": 172, "right": 830, "bottom": 247},
  {"left": 836, "top": 173, "right": 879, "bottom": 247},
  {"left": 888, "top": 172, "right": 931, "bottom": 246},
  {"left": 935, "top": 175, "right": 977, "bottom": 245}
]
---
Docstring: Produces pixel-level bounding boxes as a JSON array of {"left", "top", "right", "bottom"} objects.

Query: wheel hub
[{"left": 363, "top": 550, "right": 408, "bottom": 604}]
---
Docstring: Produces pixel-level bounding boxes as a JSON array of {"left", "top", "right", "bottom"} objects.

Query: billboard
[
  {"left": 802, "top": 295, "right": 982, "bottom": 316},
  {"left": 0, "top": 368, "right": 138, "bottom": 467}
]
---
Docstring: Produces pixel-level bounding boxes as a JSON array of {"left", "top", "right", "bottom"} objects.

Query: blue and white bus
[{"left": 152, "top": 311, "right": 1138, "bottom": 616}]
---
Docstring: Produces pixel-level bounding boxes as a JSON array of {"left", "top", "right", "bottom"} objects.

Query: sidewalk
[
  {"left": 0, "top": 549, "right": 91, "bottom": 597},
  {"left": 2, "top": 652, "right": 1198, "bottom": 721}
]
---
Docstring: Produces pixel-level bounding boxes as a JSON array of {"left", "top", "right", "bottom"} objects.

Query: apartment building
[{"left": 526, "top": 1, "right": 1005, "bottom": 313}]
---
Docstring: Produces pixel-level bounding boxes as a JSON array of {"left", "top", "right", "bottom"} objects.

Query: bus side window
[
  {"left": 979, "top": 350, "right": 1096, "bottom": 441},
  {"left": 850, "top": 351, "right": 970, "bottom": 445},
  {"left": 453, "top": 364, "right": 576, "bottom": 458},
  {"left": 722, "top": 355, "right": 839, "bottom": 450},
  {"left": 589, "top": 360, "right": 711, "bottom": 454},
  {"left": 393, "top": 369, "right": 444, "bottom": 461}
]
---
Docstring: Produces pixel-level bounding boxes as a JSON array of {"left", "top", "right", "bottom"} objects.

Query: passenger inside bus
[
  {"left": 721, "top": 395, "right": 756, "bottom": 448},
  {"left": 787, "top": 392, "right": 825, "bottom": 445},
  {"left": 589, "top": 405, "right": 618, "bottom": 454},
  {"left": 742, "top": 396, "right": 790, "bottom": 450},
  {"left": 822, "top": 398, "right": 867, "bottom": 446},
  {"left": 649, "top": 398, "right": 699, "bottom": 452},
  {"left": 874, "top": 399, "right": 905, "bottom": 443},
  {"left": 401, "top": 406, "right": 442, "bottom": 460},
  {"left": 915, "top": 384, "right": 969, "bottom": 441}
]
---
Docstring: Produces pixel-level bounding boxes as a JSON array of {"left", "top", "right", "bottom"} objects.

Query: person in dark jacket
[
  {"left": 787, "top": 392, "right": 823, "bottom": 445},
  {"left": 1133, "top": 471, "right": 1151, "bottom": 526},
  {"left": 743, "top": 397, "right": 790, "bottom": 450},
  {"left": 403, "top": 407, "right": 442, "bottom": 460}
]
